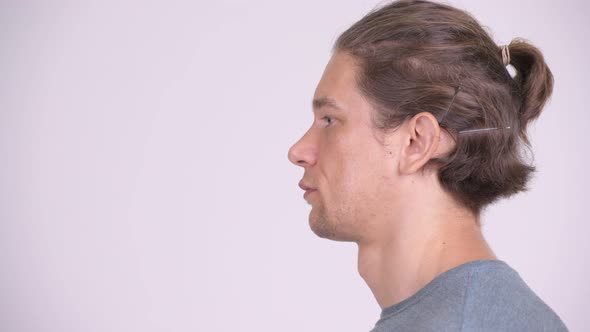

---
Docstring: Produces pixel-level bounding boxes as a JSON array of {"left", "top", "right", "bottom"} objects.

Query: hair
[{"left": 334, "top": 0, "right": 554, "bottom": 214}]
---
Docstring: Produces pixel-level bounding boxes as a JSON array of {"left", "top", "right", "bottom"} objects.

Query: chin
[
  {"left": 309, "top": 219, "right": 336, "bottom": 239},
  {"left": 309, "top": 210, "right": 358, "bottom": 242}
]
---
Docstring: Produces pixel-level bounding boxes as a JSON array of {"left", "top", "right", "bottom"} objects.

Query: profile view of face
[{"left": 288, "top": 52, "right": 402, "bottom": 243}]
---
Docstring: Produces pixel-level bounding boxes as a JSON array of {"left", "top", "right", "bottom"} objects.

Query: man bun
[{"left": 508, "top": 38, "right": 554, "bottom": 144}]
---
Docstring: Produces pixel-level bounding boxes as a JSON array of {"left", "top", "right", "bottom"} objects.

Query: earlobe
[{"left": 399, "top": 112, "right": 441, "bottom": 174}]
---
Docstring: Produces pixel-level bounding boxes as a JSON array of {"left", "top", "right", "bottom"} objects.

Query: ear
[{"left": 399, "top": 112, "right": 441, "bottom": 174}]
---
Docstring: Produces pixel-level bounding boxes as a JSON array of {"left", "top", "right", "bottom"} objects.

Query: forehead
[
  {"left": 313, "top": 52, "right": 366, "bottom": 111},
  {"left": 313, "top": 53, "right": 379, "bottom": 130}
]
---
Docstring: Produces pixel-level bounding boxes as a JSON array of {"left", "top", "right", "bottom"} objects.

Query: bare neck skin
[{"left": 356, "top": 174, "right": 496, "bottom": 310}]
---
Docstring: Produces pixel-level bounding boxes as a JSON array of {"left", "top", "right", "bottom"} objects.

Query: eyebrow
[{"left": 312, "top": 96, "right": 343, "bottom": 112}]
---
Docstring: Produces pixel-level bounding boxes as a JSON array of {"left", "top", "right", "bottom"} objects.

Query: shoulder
[{"left": 460, "top": 261, "right": 568, "bottom": 331}]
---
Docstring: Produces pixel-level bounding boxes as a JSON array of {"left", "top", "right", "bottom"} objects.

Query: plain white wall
[{"left": 2, "top": 0, "right": 587, "bottom": 331}]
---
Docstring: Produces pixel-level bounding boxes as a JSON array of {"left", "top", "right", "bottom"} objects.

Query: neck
[{"left": 356, "top": 198, "right": 496, "bottom": 309}]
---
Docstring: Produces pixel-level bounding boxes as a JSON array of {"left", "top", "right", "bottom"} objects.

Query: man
[{"left": 288, "top": 0, "right": 567, "bottom": 331}]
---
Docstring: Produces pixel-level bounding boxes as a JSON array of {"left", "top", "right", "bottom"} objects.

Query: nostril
[
  {"left": 288, "top": 146, "right": 301, "bottom": 166},
  {"left": 288, "top": 133, "right": 316, "bottom": 167}
]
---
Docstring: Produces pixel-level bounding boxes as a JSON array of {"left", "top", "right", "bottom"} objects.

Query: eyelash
[{"left": 321, "top": 116, "right": 334, "bottom": 127}]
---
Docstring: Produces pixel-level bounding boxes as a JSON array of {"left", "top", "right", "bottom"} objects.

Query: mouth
[
  {"left": 298, "top": 181, "right": 317, "bottom": 199},
  {"left": 303, "top": 189, "right": 317, "bottom": 199}
]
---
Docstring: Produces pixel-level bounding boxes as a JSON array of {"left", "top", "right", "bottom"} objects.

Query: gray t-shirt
[{"left": 371, "top": 260, "right": 567, "bottom": 332}]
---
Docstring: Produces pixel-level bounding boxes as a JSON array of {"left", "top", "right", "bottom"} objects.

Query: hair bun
[{"left": 507, "top": 38, "right": 554, "bottom": 143}]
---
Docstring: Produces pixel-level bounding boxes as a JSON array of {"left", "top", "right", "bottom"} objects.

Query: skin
[{"left": 288, "top": 52, "right": 496, "bottom": 309}]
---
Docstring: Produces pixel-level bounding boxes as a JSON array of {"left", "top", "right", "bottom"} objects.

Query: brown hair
[{"left": 334, "top": 0, "right": 554, "bottom": 214}]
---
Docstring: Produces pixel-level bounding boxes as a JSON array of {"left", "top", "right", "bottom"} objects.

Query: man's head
[
  {"left": 288, "top": 52, "right": 453, "bottom": 243},
  {"left": 289, "top": 0, "right": 553, "bottom": 241}
]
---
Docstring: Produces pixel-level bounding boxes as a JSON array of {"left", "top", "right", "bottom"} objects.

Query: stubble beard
[
  {"left": 308, "top": 204, "right": 359, "bottom": 242},
  {"left": 309, "top": 206, "right": 337, "bottom": 239}
]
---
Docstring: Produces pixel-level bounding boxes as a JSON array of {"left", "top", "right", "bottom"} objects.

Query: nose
[{"left": 288, "top": 130, "right": 317, "bottom": 168}]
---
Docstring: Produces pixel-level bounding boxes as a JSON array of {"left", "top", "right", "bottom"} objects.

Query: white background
[{"left": 2, "top": 0, "right": 587, "bottom": 331}]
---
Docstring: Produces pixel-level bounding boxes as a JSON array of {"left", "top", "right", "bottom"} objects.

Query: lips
[
  {"left": 298, "top": 181, "right": 315, "bottom": 192},
  {"left": 298, "top": 180, "right": 317, "bottom": 198}
]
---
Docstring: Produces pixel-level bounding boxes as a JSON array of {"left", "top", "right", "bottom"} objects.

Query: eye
[{"left": 321, "top": 115, "right": 334, "bottom": 127}]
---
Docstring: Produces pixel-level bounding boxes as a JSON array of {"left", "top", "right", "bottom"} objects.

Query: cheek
[
  {"left": 348, "top": 145, "right": 393, "bottom": 196},
  {"left": 324, "top": 147, "right": 374, "bottom": 197},
  {"left": 317, "top": 142, "right": 355, "bottom": 196},
  {"left": 319, "top": 128, "right": 390, "bottom": 196}
]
